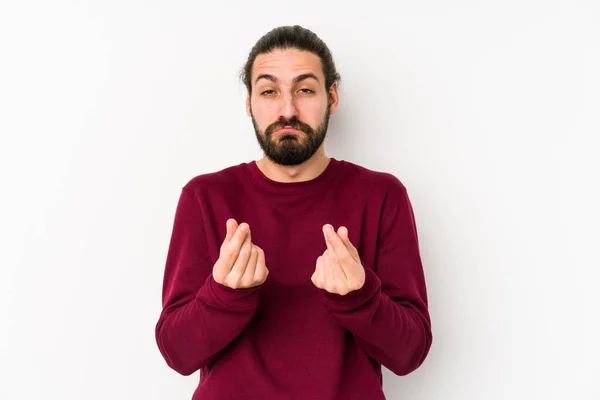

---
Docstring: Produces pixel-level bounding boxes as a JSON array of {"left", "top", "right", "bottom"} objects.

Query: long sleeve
[
  {"left": 155, "top": 187, "right": 261, "bottom": 376},
  {"left": 320, "top": 180, "right": 433, "bottom": 376}
]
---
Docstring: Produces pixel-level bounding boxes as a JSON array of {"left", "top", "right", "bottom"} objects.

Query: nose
[{"left": 278, "top": 92, "right": 298, "bottom": 121}]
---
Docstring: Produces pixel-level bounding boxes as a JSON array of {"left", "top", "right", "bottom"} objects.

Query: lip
[{"left": 274, "top": 127, "right": 302, "bottom": 134}]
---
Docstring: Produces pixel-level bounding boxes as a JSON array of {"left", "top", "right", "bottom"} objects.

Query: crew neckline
[{"left": 244, "top": 157, "right": 344, "bottom": 195}]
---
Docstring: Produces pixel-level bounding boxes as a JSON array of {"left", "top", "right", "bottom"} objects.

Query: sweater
[{"left": 155, "top": 157, "right": 432, "bottom": 400}]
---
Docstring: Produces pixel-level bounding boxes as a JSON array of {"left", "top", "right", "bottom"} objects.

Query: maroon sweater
[{"left": 155, "top": 157, "right": 432, "bottom": 400}]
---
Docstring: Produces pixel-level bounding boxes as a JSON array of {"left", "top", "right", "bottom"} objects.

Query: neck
[{"left": 256, "top": 148, "right": 330, "bottom": 183}]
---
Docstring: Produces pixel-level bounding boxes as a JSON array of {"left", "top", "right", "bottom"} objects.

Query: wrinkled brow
[{"left": 254, "top": 73, "right": 320, "bottom": 85}]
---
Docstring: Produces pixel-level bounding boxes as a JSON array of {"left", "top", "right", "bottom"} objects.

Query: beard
[{"left": 251, "top": 107, "right": 331, "bottom": 166}]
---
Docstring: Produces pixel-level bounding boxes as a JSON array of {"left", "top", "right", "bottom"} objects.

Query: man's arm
[
  {"left": 320, "top": 180, "right": 433, "bottom": 376},
  {"left": 155, "top": 188, "right": 260, "bottom": 376}
]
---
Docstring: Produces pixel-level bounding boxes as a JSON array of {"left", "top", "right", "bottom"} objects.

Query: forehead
[{"left": 252, "top": 48, "right": 324, "bottom": 84}]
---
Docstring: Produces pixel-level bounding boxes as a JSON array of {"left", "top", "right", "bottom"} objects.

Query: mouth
[{"left": 274, "top": 126, "right": 303, "bottom": 135}]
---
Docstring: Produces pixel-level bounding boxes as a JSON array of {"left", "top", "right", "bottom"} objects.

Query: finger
[
  {"left": 218, "top": 224, "right": 247, "bottom": 277},
  {"left": 313, "top": 255, "right": 326, "bottom": 288},
  {"left": 254, "top": 246, "right": 268, "bottom": 283},
  {"left": 228, "top": 227, "right": 252, "bottom": 284},
  {"left": 337, "top": 226, "right": 359, "bottom": 260},
  {"left": 330, "top": 253, "right": 349, "bottom": 286},
  {"left": 311, "top": 257, "right": 320, "bottom": 286},
  {"left": 224, "top": 222, "right": 249, "bottom": 260},
  {"left": 323, "top": 224, "right": 335, "bottom": 252},
  {"left": 317, "top": 253, "right": 328, "bottom": 289},
  {"left": 323, "top": 224, "right": 352, "bottom": 262},
  {"left": 323, "top": 250, "right": 336, "bottom": 285},
  {"left": 326, "top": 248, "right": 348, "bottom": 282},
  {"left": 224, "top": 218, "right": 238, "bottom": 243},
  {"left": 241, "top": 245, "right": 259, "bottom": 287}
]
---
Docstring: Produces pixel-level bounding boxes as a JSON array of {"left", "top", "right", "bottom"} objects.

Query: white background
[{"left": 1, "top": 1, "right": 599, "bottom": 399}]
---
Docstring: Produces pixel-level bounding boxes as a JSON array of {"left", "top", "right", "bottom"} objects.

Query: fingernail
[{"left": 240, "top": 223, "right": 247, "bottom": 231}]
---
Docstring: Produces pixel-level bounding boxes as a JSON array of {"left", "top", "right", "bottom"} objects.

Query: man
[{"left": 155, "top": 25, "right": 433, "bottom": 400}]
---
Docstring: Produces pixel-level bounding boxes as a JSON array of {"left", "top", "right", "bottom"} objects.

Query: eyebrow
[{"left": 254, "top": 73, "right": 320, "bottom": 85}]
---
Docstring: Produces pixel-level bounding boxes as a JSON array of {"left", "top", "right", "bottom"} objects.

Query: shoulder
[
  {"left": 338, "top": 159, "right": 412, "bottom": 218},
  {"left": 341, "top": 159, "right": 408, "bottom": 197},
  {"left": 181, "top": 162, "right": 247, "bottom": 197}
]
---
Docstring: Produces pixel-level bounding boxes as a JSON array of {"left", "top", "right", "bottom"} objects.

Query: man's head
[{"left": 241, "top": 25, "right": 341, "bottom": 166}]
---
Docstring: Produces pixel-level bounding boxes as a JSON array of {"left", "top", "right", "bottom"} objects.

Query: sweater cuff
[
  {"left": 198, "top": 274, "right": 261, "bottom": 310},
  {"left": 321, "top": 268, "right": 381, "bottom": 311}
]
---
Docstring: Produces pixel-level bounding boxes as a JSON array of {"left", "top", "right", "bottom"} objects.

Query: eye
[
  {"left": 261, "top": 89, "right": 276, "bottom": 96},
  {"left": 298, "top": 88, "right": 314, "bottom": 94}
]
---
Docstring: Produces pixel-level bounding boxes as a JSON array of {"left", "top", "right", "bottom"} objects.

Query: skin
[
  {"left": 246, "top": 48, "right": 339, "bottom": 183},
  {"left": 212, "top": 219, "right": 268, "bottom": 289},
  {"left": 213, "top": 48, "right": 365, "bottom": 295},
  {"left": 311, "top": 224, "right": 366, "bottom": 295}
]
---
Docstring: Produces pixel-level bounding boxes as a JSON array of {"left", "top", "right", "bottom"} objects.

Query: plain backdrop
[{"left": 1, "top": 1, "right": 599, "bottom": 399}]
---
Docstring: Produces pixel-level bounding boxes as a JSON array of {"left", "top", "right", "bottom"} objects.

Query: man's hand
[
  {"left": 311, "top": 224, "right": 365, "bottom": 295},
  {"left": 213, "top": 218, "right": 269, "bottom": 289}
]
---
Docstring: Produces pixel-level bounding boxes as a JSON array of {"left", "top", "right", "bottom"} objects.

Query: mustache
[{"left": 265, "top": 116, "right": 314, "bottom": 136}]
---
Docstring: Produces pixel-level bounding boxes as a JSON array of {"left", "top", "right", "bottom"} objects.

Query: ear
[
  {"left": 327, "top": 82, "right": 339, "bottom": 115},
  {"left": 246, "top": 90, "right": 251, "bottom": 117}
]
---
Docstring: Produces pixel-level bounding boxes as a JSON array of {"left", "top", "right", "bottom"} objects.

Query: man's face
[{"left": 246, "top": 48, "right": 339, "bottom": 166}]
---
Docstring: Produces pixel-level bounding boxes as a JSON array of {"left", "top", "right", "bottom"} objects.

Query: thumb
[{"left": 225, "top": 218, "right": 238, "bottom": 242}]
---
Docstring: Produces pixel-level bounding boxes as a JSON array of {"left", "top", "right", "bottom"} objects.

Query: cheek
[
  {"left": 253, "top": 113, "right": 274, "bottom": 132},
  {"left": 299, "top": 100, "right": 328, "bottom": 123},
  {"left": 250, "top": 99, "right": 277, "bottom": 123}
]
